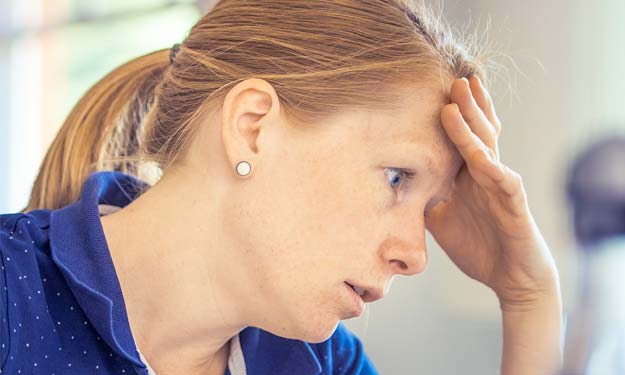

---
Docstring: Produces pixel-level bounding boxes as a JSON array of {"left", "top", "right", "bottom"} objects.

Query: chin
[
  {"left": 262, "top": 291, "right": 342, "bottom": 343},
  {"left": 266, "top": 310, "right": 339, "bottom": 344},
  {"left": 295, "top": 314, "right": 340, "bottom": 344}
]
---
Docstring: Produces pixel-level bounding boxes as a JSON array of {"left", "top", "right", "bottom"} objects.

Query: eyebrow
[
  {"left": 422, "top": 155, "right": 436, "bottom": 176},
  {"left": 421, "top": 153, "right": 456, "bottom": 201},
  {"left": 413, "top": 154, "right": 453, "bottom": 202},
  {"left": 390, "top": 138, "right": 456, "bottom": 199},
  {"left": 397, "top": 141, "right": 440, "bottom": 177}
]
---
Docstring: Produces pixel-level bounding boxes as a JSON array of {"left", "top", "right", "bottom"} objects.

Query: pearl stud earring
[{"left": 236, "top": 161, "right": 251, "bottom": 176}]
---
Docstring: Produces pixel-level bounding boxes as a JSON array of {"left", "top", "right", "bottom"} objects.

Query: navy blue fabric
[{"left": 0, "top": 170, "right": 379, "bottom": 374}]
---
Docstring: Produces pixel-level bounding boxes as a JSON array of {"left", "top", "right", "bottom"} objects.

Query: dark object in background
[
  {"left": 566, "top": 135, "right": 625, "bottom": 248},
  {"left": 560, "top": 134, "right": 625, "bottom": 375}
]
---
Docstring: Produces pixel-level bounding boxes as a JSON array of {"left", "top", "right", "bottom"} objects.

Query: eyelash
[
  {"left": 384, "top": 167, "right": 416, "bottom": 191},
  {"left": 385, "top": 167, "right": 434, "bottom": 217}
]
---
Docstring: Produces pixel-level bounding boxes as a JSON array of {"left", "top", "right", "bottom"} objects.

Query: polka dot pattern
[{"left": 0, "top": 213, "right": 138, "bottom": 374}]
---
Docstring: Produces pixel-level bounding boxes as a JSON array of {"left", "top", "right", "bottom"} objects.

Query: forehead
[{"left": 359, "top": 84, "right": 462, "bottom": 173}]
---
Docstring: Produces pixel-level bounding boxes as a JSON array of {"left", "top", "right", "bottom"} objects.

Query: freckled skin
[{"left": 100, "top": 78, "right": 462, "bottom": 375}]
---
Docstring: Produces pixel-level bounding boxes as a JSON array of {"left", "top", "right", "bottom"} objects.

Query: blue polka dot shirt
[{"left": 0, "top": 171, "right": 379, "bottom": 374}]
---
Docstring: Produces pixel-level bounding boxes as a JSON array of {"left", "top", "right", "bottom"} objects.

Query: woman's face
[{"left": 218, "top": 80, "right": 464, "bottom": 343}]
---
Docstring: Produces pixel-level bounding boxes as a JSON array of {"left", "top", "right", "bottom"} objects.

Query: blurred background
[{"left": 1, "top": 0, "right": 625, "bottom": 373}]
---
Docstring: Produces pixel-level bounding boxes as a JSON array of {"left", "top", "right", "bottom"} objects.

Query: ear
[{"left": 220, "top": 78, "right": 281, "bottom": 178}]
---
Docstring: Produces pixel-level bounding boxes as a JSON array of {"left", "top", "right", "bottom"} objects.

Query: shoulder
[
  {"left": 0, "top": 210, "right": 54, "bottom": 364},
  {"left": 311, "top": 322, "right": 380, "bottom": 375},
  {"left": 0, "top": 208, "right": 53, "bottom": 286},
  {"left": 0, "top": 209, "right": 53, "bottom": 307},
  {"left": 0, "top": 209, "right": 52, "bottom": 245},
  {"left": 0, "top": 210, "right": 52, "bottom": 253},
  {"left": 0, "top": 209, "right": 53, "bottom": 267}
]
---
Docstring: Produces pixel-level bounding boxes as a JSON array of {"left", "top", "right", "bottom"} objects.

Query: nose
[
  {"left": 380, "top": 233, "right": 428, "bottom": 276},
  {"left": 379, "top": 203, "right": 431, "bottom": 276}
]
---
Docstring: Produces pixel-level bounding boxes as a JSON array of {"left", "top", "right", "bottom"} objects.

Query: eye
[{"left": 384, "top": 167, "right": 416, "bottom": 191}]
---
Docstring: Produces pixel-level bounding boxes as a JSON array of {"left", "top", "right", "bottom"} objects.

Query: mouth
[
  {"left": 346, "top": 282, "right": 366, "bottom": 297},
  {"left": 344, "top": 280, "right": 384, "bottom": 303},
  {"left": 344, "top": 282, "right": 365, "bottom": 316}
]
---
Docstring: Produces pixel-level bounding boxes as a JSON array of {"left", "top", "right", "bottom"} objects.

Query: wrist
[
  {"left": 496, "top": 264, "right": 562, "bottom": 313},
  {"left": 500, "top": 286, "right": 564, "bottom": 375},
  {"left": 498, "top": 284, "right": 561, "bottom": 314}
]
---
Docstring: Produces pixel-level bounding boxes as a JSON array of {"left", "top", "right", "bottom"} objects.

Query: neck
[{"left": 100, "top": 168, "right": 249, "bottom": 373}]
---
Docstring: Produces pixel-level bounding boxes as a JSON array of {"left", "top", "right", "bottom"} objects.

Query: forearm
[{"left": 500, "top": 288, "right": 563, "bottom": 375}]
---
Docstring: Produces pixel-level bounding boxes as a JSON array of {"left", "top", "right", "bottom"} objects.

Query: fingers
[
  {"left": 443, "top": 77, "right": 528, "bottom": 217},
  {"left": 441, "top": 103, "right": 525, "bottom": 201},
  {"left": 441, "top": 103, "right": 503, "bottom": 189},
  {"left": 450, "top": 77, "right": 499, "bottom": 157},
  {"left": 468, "top": 75, "right": 502, "bottom": 137},
  {"left": 495, "top": 164, "right": 526, "bottom": 199}
]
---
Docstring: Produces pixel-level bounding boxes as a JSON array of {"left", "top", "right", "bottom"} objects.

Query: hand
[{"left": 425, "top": 76, "right": 560, "bottom": 310}]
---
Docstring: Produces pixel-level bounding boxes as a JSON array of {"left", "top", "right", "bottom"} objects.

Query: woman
[{"left": 1, "top": 0, "right": 562, "bottom": 374}]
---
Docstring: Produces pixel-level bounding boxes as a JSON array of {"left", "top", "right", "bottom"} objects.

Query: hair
[{"left": 22, "top": 0, "right": 498, "bottom": 212}]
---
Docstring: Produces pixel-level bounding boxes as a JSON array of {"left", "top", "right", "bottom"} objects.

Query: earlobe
[{"left": 220, "top": 78, "right": 280, "bottom": 178}]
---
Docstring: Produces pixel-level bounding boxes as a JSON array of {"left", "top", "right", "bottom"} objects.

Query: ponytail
[{"left": 22, "top": 49, "right": 169, "bottom": 212}]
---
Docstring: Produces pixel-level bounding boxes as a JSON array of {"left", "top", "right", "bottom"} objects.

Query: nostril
[{"left": 392, "top": 259, "right": 408, "bottom": 271}]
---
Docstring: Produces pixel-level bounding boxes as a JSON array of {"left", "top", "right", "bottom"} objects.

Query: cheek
[
  {"left": 226, "top": 162, "right": 329, "bottom": 277},
  {"left": 228, "top": 159, "right": 382, "bottom": 292},
  {"left": 231, "top": 170, "right": 379, "bottom": 335}
]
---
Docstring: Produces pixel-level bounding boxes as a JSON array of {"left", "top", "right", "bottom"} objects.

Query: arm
[{"left": 500, "top": 285, "right": 563, "bottom": 375}]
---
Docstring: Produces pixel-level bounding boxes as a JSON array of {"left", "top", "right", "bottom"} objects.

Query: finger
[
  {"left": 478, "top": 152, "right": 530, "bottom": 215},
  {"left": 450, "top": 78, "right": 498, "bottom": 155},
  {"left": 469, "top": 75, "right": 502, "bottom": 137},
  {"left": 470, "top": 147, "right": 506, "bottom": 191},
  {"left": 441, "top": 103, "right": 490, "bottom": 158},
  {"left": 441, "top": 103, "right": 500, "bottom": 188},
  {"left": 493, "top": 163, "right": 525, "bottom": 198},
  {"left": 441, "top": 103, "right": 528, "bottom": 215}
]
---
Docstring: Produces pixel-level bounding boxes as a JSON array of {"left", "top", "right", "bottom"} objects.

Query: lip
[
  {"left": 345, "top": 280, "right": 385, "bottom": 303},
  {"left": 343, "top": 282, "right": 365, "bottom": 317}
]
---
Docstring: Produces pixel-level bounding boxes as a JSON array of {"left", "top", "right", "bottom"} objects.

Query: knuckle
[
  {"left": 493, "top": 119, "right": 502, "bottom": 136},
  {"left": 510, "top": 170, "right": 523, "bottom": 184},
  {"left": 464, "top": 109, "right": 481, "bottom": 124},
  {"left": 442, "top": 104, "right": 461, "bottom": 124},
  {"left": 487, "top": 126, "right": 498, "bottom": 140},
  {"left": 483, "top": 95, "right": 493, "bottom": 112},
  {"left": 458, "top": 137, "right": 474, "bottom": 150}
]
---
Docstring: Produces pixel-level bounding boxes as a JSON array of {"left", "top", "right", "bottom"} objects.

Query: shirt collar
[
  {"left": 49, "top": 170, "right": 149, "bottom": 368},
  {"left": 238, "top": 327, "right": 322, "bottom": 374},
  {"left": 49, "top": 170, "right": 322, "bottom": 374}
]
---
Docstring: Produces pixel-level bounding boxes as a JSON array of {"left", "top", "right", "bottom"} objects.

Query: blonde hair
[{"left": 23, "top": 0, "right": 495, "bottom": 212}]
